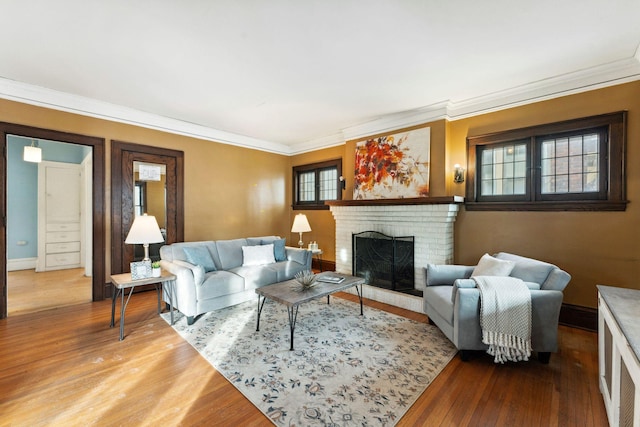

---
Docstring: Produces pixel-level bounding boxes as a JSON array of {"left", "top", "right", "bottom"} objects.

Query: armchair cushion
[
  {"left": 426, "top": 264, "right": 473, "bottom": 286},
  {"left": 494, "top": 252, "right": 554, "bottom": 284},
  {"left": 472, "top": 253, "right": 515, "bottom": 277}
]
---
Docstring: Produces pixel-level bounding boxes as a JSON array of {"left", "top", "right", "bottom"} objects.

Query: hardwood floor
[
  {"left": 0, "top": 289, "right": 607, "bottom": 426},
  {"left": 7, "top": 268, "right": 92, "bottom": 316}
]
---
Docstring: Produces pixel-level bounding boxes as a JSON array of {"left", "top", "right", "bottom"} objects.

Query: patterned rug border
[{"left": 161, "top": 297, "right": 457, "bottom": 426}]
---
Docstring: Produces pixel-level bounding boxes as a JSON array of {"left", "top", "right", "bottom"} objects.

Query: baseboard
[
  {"left": 559, "top": 303, "right": 597, "bottom": 331},
  {"left": 7, "top": 258, "right": 37, "bottom": 271}
]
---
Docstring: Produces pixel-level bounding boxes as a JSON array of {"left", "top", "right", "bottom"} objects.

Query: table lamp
[
  {"left": 291, "top": 213, "right": 311, "bottom": 248},
  {"left": 125, "top": 213, "right": 164, "bottom": 261}
]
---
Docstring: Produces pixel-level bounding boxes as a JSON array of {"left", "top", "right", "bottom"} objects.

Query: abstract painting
[{"left": 354, "top": 127, "right": 430, "bottom": 199}]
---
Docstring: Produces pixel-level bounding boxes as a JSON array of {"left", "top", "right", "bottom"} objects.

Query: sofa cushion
[
  {"left": 216, "top": 238, "right": 248, "bottom": 270},
  {"left": 183, "top": 246, "right": 217, "bottom": 272},
  {"left": 242, "top": 244, "right": 276, "bottom": 266},
  {"left": 472, "top": 253, "right": 515, "bottom": 277},
  {"left": 231, "top": 265, "right": 278, "bottom": 290},
  {"left": 272, "top": 238, "right": 287, "bottom": 262},
  {"left": 197, "top": 271, "right": 246, "bottom": 300},
  {"left": 246, "top": 237, "right": 263, "bottom": 246},
  {"left": 267, "top": 260, "right": 308, "bottom": 282},
  {"left": 494, "top": 252, "right": 555, "bottom": 285}
]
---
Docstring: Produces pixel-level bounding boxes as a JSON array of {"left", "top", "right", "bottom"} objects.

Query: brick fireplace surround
[{"left": 327, "top": 197, "right": 463, "bottom": 313}]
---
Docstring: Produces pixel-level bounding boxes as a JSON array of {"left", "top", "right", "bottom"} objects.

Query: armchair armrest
[{"left": 425, "top": 264, "right": 474, "bottom": 287}]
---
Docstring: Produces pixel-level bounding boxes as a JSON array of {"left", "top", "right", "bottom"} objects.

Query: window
[
  {"left": 466, "top": 112, "right": 627, "bottom": 211},
  {"left": 134, "top": 181, "right": 146, "bottom": 216},
  {"left": 293, "top": 159, "right": 342, "bottom": 210}
]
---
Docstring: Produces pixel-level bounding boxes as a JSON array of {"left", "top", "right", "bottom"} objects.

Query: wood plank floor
[
  {"left": 0, "top": 289, "right": 607, "bottom": 426},
  {"left": 7, "top": 268, "right": 92, "bottom": 315}
]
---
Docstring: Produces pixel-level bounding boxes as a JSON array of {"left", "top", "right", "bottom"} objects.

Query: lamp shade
[
  {"left": 291, "top": 213, "right": 312, "bottom": 233},
  {"left": 125, "top": 214, "right": 164, "bottom": 244},
  {"left": 23, "top": 145, "right": 42, "bottom": 163}
]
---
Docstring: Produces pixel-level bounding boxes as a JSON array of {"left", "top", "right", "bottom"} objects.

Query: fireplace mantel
[{"left": 326, "top": 196, "right": 463, "bottom": 207}]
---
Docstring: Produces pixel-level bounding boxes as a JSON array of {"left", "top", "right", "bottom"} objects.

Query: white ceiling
[{"left": 1, "top": 0, "right": 640, "bottom": 155}]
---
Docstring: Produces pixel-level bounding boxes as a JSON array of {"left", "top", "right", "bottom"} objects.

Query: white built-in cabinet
[
  {"left": 37, "top": 161, "right": 83, "bottom": 272},
  {"left": 598, "top": 285, "right": 640, "bottom": 427}
]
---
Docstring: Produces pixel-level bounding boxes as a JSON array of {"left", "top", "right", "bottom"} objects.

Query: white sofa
[{"left": 159, "top": 236, "right": 311, "bottom": 324}]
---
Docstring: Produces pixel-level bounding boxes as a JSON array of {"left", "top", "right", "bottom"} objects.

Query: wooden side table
[{"left": 110, "top": 270, "right": 177, "bottom": 340}]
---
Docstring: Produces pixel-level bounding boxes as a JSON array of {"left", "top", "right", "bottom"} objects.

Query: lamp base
[{"left": 298, "top": 232, "right": 304, "bottom": 248}]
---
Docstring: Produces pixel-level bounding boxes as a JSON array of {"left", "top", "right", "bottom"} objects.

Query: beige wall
[
  {"left": 293, "top": 81, "right": 640, "bottom": 309},
  {"left": 449, "top": 81, "right": 640, "bottom": 308},
  {"left": 3, "top": 80, "right": 639, "bottom": 308},
  {"left": 1, "top": 98, "right": 292, "bottom": 280}
]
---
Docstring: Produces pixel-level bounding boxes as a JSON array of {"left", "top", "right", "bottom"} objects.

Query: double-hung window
[
  {"left": 293, "top": 159, "right": 342, "bottom": 210},
  {"left": 466, "top": 112, "right": 627, "bottom": 211}
]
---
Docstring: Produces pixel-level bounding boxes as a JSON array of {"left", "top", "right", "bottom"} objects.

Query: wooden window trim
[
  {"left": 292, "top": 159, "right": 342, "bottom": 210},
  {"left": 465, "top": 112, "right": 628, "bottom": 211}
]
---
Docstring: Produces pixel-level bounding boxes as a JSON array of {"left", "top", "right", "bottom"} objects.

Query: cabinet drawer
[
  {"left": 46, "top": 242, "right": 81, "bottom": 254},
  {"left": 47, "top": 223, "right": 80, "bottom": 232},
  {"left": 46, "top": 252, "right": 80, "bottom": 268},
  {"left": 46, "top": 231, "right": 81, "bottom": 243}
]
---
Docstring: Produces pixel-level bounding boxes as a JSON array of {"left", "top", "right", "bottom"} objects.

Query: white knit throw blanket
[{"left": 473, "top": 276, "right": 532, "bottom": 363}]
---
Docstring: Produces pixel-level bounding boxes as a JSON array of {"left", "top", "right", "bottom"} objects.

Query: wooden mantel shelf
[{"left": 325, "top": 196, "right": 464, "bottom": 207}]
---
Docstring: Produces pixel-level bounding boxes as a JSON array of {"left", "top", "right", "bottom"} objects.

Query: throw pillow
[
  {"left": 183, "top": 246, "right": 217, "bottom": 272},
  {"left": 471, "top": 253, "right": 515, "bottom": 277},
  {"left": 242, "top": 243, "right": 276, "bottom": 266},
  {"left": 271, "top": 238, "right": 287, "bottom": 262}
]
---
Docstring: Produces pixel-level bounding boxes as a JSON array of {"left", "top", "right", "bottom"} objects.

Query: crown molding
[
  {"left": 0, "top": 78, "right": 292, "bottom": 155},
  {"left": 296, "top": 55, "right": 640, "bottom": 153},
  {"left": 340, "top": 101, "right": 449, "bottom": 142},
  {"left": 2, "top": 53, "right": 639, "bottom": 156},
  {"left": 287, "top": 132, "right": 345, "bottom": 155},
  {"left": 446, "top": 56, "right": 640, "bottom": 120}
]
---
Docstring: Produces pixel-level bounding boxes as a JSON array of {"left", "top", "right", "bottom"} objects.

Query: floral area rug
[{"left": 161, "top": 296, "right": 457, "bottom": 426}]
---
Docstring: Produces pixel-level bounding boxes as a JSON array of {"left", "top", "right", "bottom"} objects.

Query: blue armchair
[{"left": 423, "top": 252, "right": 571, "bottom": 363}]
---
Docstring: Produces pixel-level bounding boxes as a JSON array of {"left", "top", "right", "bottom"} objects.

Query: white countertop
[{"left": 597, "top": 285, "right": 640, "bottom": 361}]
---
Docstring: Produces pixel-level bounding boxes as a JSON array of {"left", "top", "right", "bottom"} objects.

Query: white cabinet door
[
  {"left": 45, "top": 165, "right": 81, "bottom": 223},
  {"left": 37, "top": 162, "right": 82, "bottom": 272}
]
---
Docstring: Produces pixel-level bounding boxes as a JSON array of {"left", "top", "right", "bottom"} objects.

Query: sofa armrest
[
  {"left": 425, "top": 264, "right": 474, "bottom": 287},
  {"left": 159, "top": 259, "right": 201, "bottom": 316},
  {"left": 285, "top": 246, "right": 312, "bottom": 269},
  {"left": 174, "top": 260, "right": 205, "bottom": 286}
]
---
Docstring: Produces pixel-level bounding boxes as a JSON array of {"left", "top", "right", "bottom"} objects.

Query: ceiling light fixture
[{"left": 23, "top": 139, "right": 42, "bottom": 163}]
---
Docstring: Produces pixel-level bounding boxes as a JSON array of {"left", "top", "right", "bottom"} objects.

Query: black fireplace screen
[{"left": 352, "top": 231, "right": 414, "bottom": 293}]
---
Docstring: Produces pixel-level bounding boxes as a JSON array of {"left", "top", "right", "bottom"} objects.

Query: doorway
[
  {"left": 110, "top": 141, "right": 183, "bottom": 276},
  {"left": 0, "top": 123, "right": 106, "bottom": 319}
]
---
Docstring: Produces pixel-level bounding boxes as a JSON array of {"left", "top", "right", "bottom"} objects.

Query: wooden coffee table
[{"left": 255, "top": 272, "right": 366, "bottom": 350}]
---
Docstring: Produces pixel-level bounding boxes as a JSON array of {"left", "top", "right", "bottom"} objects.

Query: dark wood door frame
[
  {"left": 0, "top": 123, "right": 106, "bottom": 319},
  {"left": 110, "top": 141, "right": 184, "bottom": 277}
]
